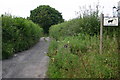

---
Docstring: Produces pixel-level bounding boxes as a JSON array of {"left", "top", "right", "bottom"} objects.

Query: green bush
[
  {"left": 49, "top": 13, "right": 119, "bottom": 40},
  {"left": 49, "top": 13, "right": 100, "bottom": 40},
  {"left": 30, "top": 5, "right": 64, "bottom": 33},
  {"left": 2, "top": 15, "right": 43, "bottom": 59}
]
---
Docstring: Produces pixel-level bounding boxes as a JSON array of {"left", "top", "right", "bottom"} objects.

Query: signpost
[
  {"left": 100, "top": 13, "right": 104, "bottom": 54},
  {"left": 100, "top": 15, "right": 119, "bottom": 54},
  {"left": 117, "top": 1, "right": 120, "bottom": 42}
]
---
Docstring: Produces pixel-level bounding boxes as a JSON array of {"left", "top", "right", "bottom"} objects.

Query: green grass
[{"left": 47, "top": 34, "right": 119, "bottom": 78}]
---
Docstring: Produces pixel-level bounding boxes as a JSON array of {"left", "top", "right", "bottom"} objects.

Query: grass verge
[{"left": 47, "top": 34, "right": 119, "bottom": 78}]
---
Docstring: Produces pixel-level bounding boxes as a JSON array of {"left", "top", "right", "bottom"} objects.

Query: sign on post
[
  {"left": 100, "top": 1, "right": 120, "bottom": 54},
  {"left": 103, "top": 17, "right": 118, "bottom": 26},
  {"left": 100, "top": 14, "right": 118, "bottom": 54}
]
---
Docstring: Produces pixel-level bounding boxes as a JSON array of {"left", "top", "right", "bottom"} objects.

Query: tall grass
[
  {"left": 47, "top": 34, "right": 118, "bottom": 78},
  {"left": 2, "top": 14, "right": 43, "bottom": 59}
]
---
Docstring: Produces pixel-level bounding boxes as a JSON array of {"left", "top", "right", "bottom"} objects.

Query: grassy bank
[
  {"left": 47, "top": 34, "right": 118, "bottom": 78},
  {"left": 47, "top": 11, "right": 119, "bottom": 78}
]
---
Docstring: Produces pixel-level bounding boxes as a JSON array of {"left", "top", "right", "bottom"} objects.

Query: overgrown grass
[
  {"left": 2, "top": 14, "right": 43, "bottom": 59},
  {"left": 48, "top": 9, "right": 119, "bottom": 78},
  {"left": 47, "top": 34, "right": 119, "bottom": 78}
]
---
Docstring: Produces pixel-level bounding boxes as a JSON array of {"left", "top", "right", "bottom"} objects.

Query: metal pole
[{"left": 100, "top": 13, "right": 104, "bottom": 54}]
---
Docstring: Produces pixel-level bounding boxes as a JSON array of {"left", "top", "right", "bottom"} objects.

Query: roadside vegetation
[
  {"left": 1, "top": 4, "right": 119, "bottom": 78},
  {"left": 2, "top": 14, "right": 43, "bottom": 59},
  {"left": 1, "top": 5, "right": 64, "bottom": 59},
  {"left": 47, "top": 7, "right": 119, "bottom": 78}
]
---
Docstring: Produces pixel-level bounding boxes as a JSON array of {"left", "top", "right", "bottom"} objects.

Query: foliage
[
  {"left": 2, "top": 14, "right": 43, "bottom": 59},
  {"left": 48, "top": 7, "right": 119, "bottom": 78},
  {"left": 49, "top": 13, "right": 100, "bottom": 40},
  {"left": 47, "top": 34, "right": 119, "bottom": 78},
  {"left": 49, "top": 7, "right": 119, "bottom": 40},
  {"left": 30, "top": 5, "right": 64, "bottom": 33}
]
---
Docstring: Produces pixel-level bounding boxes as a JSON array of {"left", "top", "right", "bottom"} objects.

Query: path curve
[{"left": 2, "top": 37, "right": 50, "bottom": 78}]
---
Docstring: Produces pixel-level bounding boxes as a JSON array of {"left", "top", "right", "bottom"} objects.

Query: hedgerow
[
  {"left": 49, "top": 13, "right": 100, "bottom": 40},
  {"left": 49, "top": 12, "right": 119, "bottom": 40},
  {"left": 2, "top": 14, "right": 43, "bottom": 59}
]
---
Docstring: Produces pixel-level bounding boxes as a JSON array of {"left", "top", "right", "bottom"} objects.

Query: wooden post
[
  {"left": 100, "top": 13, "right": 104, "bottom": 54},
  {"left": 117, "top": 26, "right": 120, "bottom": 53}
]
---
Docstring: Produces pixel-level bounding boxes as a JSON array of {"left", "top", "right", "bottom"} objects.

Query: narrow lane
[{"left": 2, "top": 37, "right": 50, "bottom": 78}]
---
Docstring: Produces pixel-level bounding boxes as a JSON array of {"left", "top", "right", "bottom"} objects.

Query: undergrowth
[
  {"left": 47, "top": 34, "right": 119, "bottom": 78},
  {"left": 47, "top": 9, "right": 119, "bottom": 78}
]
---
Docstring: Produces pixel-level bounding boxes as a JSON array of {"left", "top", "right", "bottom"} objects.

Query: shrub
[
  {"left": 30, "top": 5, "right": 64, "bottom": 33},
  {"left": 49, "top": 11, "right": 119, "bottom": 40},
  {"left": 49, "top": 14, "right": 100, "bottom": 40},
  {"left": 2, "top": 15, "right": 43, "bottom": 59}
]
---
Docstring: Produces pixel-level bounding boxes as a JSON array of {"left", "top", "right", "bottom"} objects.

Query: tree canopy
[{"left": 30, "top": 5, "right": 64, "bottom": 33}]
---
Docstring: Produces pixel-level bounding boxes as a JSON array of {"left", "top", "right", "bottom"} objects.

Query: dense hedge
[
  {"left": 49, "top": 14, "right": 100, "bottom": 40},
  {"left": 2, "top": 15, "right": 43, "bottom": 59}
]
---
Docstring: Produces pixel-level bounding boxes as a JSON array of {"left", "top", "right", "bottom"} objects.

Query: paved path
[{"left": 2, "top": 37, "right": 50, "bottom": 78}]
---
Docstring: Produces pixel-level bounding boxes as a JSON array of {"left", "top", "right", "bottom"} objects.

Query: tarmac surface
[{"left": 2, "top": 37, "right": 50, "bottom": 78}]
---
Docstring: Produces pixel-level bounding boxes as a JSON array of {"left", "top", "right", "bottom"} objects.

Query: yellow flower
[{"left": 52, "top": 58, "right": 55, "bottom": 62}]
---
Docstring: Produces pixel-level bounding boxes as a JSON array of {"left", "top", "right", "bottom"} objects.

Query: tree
[{"left": 30, "top": 5, "right": 64, "bottom": 33}]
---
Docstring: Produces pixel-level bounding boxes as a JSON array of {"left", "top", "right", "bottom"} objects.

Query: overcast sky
[{"left": 0, "top": 0, "right": 120, "bottom": 20}]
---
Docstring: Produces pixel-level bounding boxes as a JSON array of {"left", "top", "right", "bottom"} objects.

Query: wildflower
[
  {"left": 51, "top": 58, "right": 55, "bottom": 62},
  {"left": 67, "top": 41, "right": 69, "bottom": 43}
]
